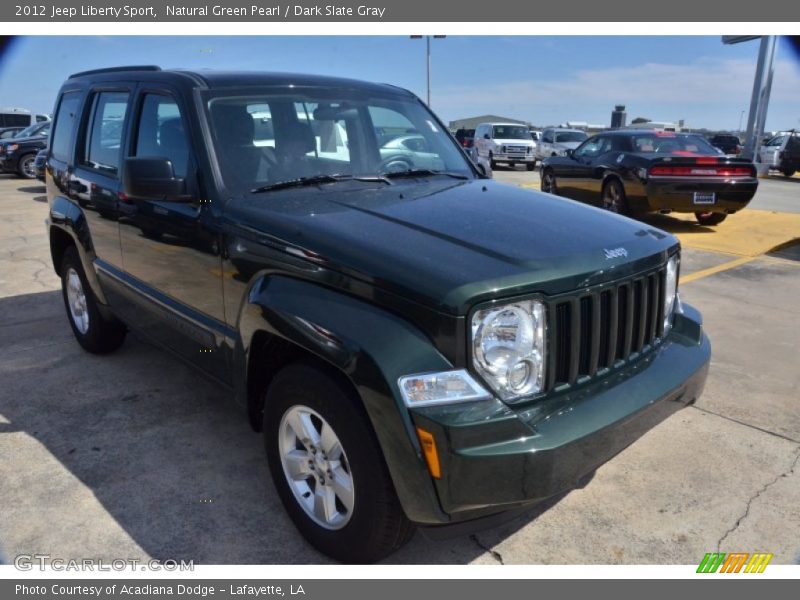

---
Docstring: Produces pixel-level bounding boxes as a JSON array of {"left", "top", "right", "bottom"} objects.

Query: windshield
[
  {"left": 205, "top": 89, "right": 473, "bottom": 193},
  {"left": 492, "top": 125, "right": 531, "bottom": 140},
  {"left": 631, "top": 133, "right": 719, "bottom": 155},
  {"left": 16, "top": 121, "right": 49, "bottom": 138},
  {"left": 554, "top": 131, "right": 588, "bottom": 143}
]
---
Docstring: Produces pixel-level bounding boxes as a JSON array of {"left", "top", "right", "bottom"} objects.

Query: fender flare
[
  {"left": 236, "top": 274, "right": 452, "bottom": 524},
  {"left": 49, "top": 194, "right": 108, "bottom": 304}
]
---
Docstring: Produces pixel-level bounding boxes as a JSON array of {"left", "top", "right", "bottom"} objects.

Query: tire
[
  {"left": 782, "top": 169, "right": 796, "bottom": 177},
  {"left": 263, "top": 362, "right": 415, "bottom": 563},
  {"left": 541, "top": 168, "right": 558, "bottom": 194},
  {"left": 694, "top": 211, "right": 728, "bottom": 226},
  {"left": 489, "top": 152, "right": 496, "bottom": 170},
  {"left": 601, "top": 179, "right": 630, "bottom": 215},
  {"left": 526, "top": 162, "right": 536, "bottom": 171},
  {"left": 17, "top": 153, "right": 37, "bottom": 179},
  {"left": 60, "top": 246, "right": 126, "bottom": 354}
]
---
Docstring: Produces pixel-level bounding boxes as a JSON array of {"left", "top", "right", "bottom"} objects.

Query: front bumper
[
  {"left": 644, "top": 177, "right": 757, "bottom": 213},
  {"left": 409, "top": 304, "right": 710, "bottom": 523},
  {"left": 0, "top": 154, "right": 18, "bottom": 173},
  {"left": 493, "top": 152, "right": 536, "bottom": 163}
]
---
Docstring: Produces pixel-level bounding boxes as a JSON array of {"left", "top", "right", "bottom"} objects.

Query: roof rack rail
[{"left": 68, "top": 65, "right": 161, "bottom": 79}]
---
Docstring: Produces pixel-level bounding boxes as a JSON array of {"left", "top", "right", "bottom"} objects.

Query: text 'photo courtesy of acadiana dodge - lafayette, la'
[
  {"left": 45, "top": 4, "right": 387, "bottom": 19},
  {"left": 15, "top": 584, "right": 306, "bottom": 597}
]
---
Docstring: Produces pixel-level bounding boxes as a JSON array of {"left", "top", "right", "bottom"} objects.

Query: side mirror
[
  {"left": 483, "top": 133, "right": 491, "bottom": 140},
  {"left": 123, "top": 157, "right": 188, "bottom": 201},
  {"left": 565, "top": 149, "right": 575, "bottom": 158}
]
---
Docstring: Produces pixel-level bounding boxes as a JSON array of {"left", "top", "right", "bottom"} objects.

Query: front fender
[{"left": 237, "top": 274, "right": 452, "bottom": 524}]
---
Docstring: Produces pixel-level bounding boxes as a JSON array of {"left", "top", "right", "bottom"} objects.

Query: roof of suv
[{"left": 66, "top": 65, "right": 412, "bottom": 97}]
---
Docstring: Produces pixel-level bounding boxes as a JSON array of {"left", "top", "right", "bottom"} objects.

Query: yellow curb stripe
[{"left": 681, "top": 256, "right": 757, "bottom": 284}]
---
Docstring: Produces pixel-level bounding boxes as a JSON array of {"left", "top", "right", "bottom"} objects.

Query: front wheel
[
  {"left": 782, "top": 169, "right": 796, "bottom": 177},
  {"left": 17, "top": 153, "right": 37, "bottom": 179},
  {"left": 264, "top": 363, "right": 415, "bottom": 563},
  {"left": 695, "top": 211, "right": 728, "bottom": 226},
  {"left": 526, "top": 162, "right": 536, "bottom": 171},
  {"left": 60, "top": 246, "right": 126, "bottom": 353}
]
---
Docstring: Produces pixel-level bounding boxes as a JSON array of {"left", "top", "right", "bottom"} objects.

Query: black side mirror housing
[
  {"left": 123, "top": 157, "right": 188, "bottom": 201},
  {"left": 483, "top": 133, "right": 491, "bottom": 140},
  {"left": 565, "top": 149, "right": 575, "bottom": 158}
]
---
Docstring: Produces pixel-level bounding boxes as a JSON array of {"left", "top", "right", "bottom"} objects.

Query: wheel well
[
  {"left": 246, "top": 331, "right": 360, "bottom": 431},
  {"left": 49, "top": 227, "right": 75, "bottom": 276}
]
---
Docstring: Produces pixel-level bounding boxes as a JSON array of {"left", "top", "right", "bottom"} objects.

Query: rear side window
[
  {"left": 82, "top": 91, "right": 130, "bottom": 176},
  {"left": 134, "top": 94, "right": 190, "bottom": 178},
  {"left": 50, "top": 92, "right": 82, "bottom": 162}
]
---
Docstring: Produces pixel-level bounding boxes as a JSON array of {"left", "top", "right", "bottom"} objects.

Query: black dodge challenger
[{"left": 540, "top": 129, "right": 758, "bottom": 225}]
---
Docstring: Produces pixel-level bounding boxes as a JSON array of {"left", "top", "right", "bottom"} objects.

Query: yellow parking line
[{"left": 681, "top": 256, "right": 757, "bottom": 284}]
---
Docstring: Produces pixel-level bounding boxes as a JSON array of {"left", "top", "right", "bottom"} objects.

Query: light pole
[
  {"left": 738, "top": 110, "right": 745, "bottom": 133},
  {"left": 410, "top": 35, "right": 446, "bottom": 107}
]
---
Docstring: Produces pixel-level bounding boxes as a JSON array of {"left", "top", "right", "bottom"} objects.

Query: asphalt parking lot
[{"left": 0, "top": 172, "right": 798, "bottom": 565}]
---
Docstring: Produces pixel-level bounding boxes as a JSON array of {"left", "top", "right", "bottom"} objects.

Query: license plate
[{"left": 693, "top": 192, "right": 716, "bottom": 205}]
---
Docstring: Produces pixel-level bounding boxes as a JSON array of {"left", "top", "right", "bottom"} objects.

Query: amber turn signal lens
[{"left": 416, "top": 427, "right": 441, "bottom": 479}]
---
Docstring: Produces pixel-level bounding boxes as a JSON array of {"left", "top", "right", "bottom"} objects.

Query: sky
[{"left": 1, "top": 36, "right": 798, "bottom": 132}]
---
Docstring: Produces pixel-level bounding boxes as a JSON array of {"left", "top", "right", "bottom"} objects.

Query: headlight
[
  {"left": 471, "top": 300, "right": 545, "bottom": 402},
  {"left": 663, "top": 255, "right": 679, "bottom": 334},
  {"left": 8, "top": 144, "right": 19, "bottom": 152}
]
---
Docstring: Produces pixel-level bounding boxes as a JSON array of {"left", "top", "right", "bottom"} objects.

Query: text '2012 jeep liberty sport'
[{"left": 46, "top": 66, "right": 710, "bottom": 563}]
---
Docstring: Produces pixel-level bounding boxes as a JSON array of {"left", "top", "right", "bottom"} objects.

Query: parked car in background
[
  {"left": 473, "top": 122, "right": 536, "bottom": 170},
  {"left": 380, "top": 134, "right": 445, "bottom": 171},
  {"left": 529, "top": 129, "right": 542, "bottom": 142},
  {"left": 34, "top": 148, "right": 48, "bottom": 182},
  {"left": 46, "top": 66, "right": 709, "bottom": 563},
  {"left": 708, "top": 134, "right": 741, "bottom": 156},
  {"left": 0, "top": 126, "right": 25, "bottom": 140},
  {"left": 540, "top": 129, "right": 757, "bottom": 225},
  {"left": 759, "top": 131, "right": 799, "bottom": 176},
  {"left": 536, "top": 128, "right": 588, "bottom": 160},
  {"left": 0, "top": 107, "right": 50, "bottom": 128},
  {"left": 454, "top": 127, "right": 475, "bottom": 149},
  {"left": 0, "top": 120, "right": 51, "bottom": 178}
]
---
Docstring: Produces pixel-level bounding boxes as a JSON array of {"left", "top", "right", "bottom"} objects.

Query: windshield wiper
[
  {"left": 381, "top": 169, "right": 469, "bottom": 180},
  {"left": 251, "top": 173, "right": 390, "bottom": 194}
]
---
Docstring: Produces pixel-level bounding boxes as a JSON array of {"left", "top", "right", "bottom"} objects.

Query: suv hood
[{"left": 231, "top": 178, "right": 677, "bottom": 314}]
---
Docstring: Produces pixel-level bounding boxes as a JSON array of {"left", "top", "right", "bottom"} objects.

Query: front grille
[{"left": 546, "top": 265, "right": 666, "bottom": 390}]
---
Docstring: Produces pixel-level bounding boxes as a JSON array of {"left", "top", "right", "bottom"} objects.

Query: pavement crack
[
  {"left": 470, "top": 534, "right": 504, "bottom": 565},
  {"left": 691, "top": 405, "right": 800, "bottom": 444},
  {"left": 717, "top": 446, "right": 800, "bottom": 551}
]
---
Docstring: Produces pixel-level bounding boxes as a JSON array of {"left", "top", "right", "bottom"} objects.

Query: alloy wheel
[
  {"left": 278, "top": 405, "right": 354, "bottom": 530},
  {"left": 603, "top": 182, "right": 622, "bottom": 213},
  {"left": 65, "top": 268, "right": 90, "bottom": 334}
]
